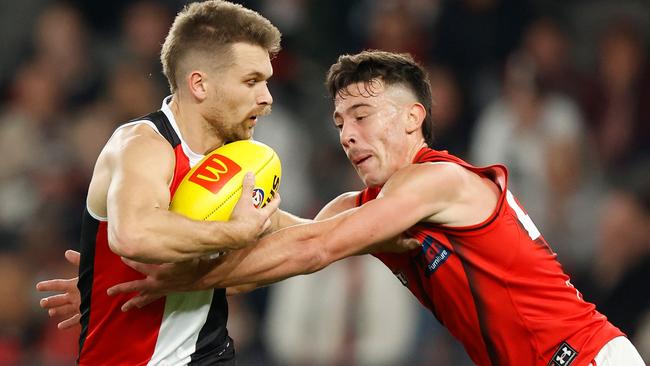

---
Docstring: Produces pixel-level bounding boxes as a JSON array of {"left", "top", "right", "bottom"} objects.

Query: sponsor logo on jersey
[
  {"left": 415, "top": 235, "right": 452, "bottom": 276},
  {"left": 548, "top": 341, "right": 578, "bottom": 366},
  {"left": 188, "top": 154, "right": 242, "bottom": 194},
  {"left": 252, "top": 188, "right": 265, "bottom": 208}
]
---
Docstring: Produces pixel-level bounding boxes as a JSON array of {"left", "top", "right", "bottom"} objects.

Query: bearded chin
[{"left": 205, "top": 117, "right": 236, "bottom": 142}]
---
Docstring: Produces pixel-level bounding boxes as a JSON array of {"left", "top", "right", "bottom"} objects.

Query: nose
[
  {"left": 339, "top": 122, "right": 356, "bottom": 148},
  {"left": 257, "top": 83, "right": 273, "bottom": 106}
]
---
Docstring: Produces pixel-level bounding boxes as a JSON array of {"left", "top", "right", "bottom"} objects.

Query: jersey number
[
  {"left": 507, "top": 191, "right": 580, "bottom": 298},
  {"left": 505, "top": 190, "right": 541, "bottom": 240}
]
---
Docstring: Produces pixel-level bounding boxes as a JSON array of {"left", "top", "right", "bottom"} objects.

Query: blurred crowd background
[{"left": 0, "top": 0, "right": 649, "bottom": 365}]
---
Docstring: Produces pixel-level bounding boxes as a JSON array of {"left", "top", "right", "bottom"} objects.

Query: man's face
[
  {"left": 203, "top": 42, "right": 273, "bottom": 142},
  {"left": 333, "top": 80, "right": 416, "bottom": 187}
]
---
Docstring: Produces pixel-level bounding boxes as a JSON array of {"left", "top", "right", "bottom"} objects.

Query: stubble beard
[{"left": 206, "top": 111, "right": 249, "bottom": 144}]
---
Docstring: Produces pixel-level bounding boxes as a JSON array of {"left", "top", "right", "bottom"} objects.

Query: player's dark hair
[
  {"left": 326, "top": 50, "right": 434, "bottom": 146},
  {"left": 161, "top": 0, "right": 281, "bottom": 93}
]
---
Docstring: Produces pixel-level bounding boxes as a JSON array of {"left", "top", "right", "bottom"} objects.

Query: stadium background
[{"left": 0, "top": 0, "right": 648, "bottom": 364}]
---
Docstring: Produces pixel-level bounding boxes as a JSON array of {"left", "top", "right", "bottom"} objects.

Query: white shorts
[{"left": 588, "top": 336, "right": 646, "bottom": 366}]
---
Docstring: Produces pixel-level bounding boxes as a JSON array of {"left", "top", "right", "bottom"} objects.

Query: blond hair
[{"left": 161, "top": 0, "right": 281, "bottom": 92}]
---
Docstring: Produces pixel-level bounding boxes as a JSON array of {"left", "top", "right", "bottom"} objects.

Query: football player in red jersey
[{"left": 39, "top": 50, "right": 644, "bottom": 365}]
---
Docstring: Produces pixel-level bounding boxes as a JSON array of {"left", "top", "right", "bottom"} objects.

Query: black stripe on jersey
[
  {"left": 410, "top": 265, "right": 444, "bottom": 325},
  {"left": 77, "top": 209, "right": 99, "bottom": 357},
  {"left": 130, "top": 110, "right": 181, "bottom": 148},
  {"left": 449, "top": 236, "right": 499, "bottom": 366},
  {"left": 188, "top": 288, "right": 233, "bottom": 365}
]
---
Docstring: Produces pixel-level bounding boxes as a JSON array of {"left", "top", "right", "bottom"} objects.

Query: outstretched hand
[
  {"left": 35, "top": 250, "right": 81, "bottom": 329},
  {"left": 107, "top": 256, "right": 220, "bottom": 312}
]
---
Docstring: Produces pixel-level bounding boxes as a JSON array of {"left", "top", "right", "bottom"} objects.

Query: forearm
[
  {"left": 226, "top": 284, "right": 260, "bottom": 296},
  {"left": 194, "top": 192, "right": 404, "bottom": 290},
  {"left": 197, "top": 222, "right": 330, "bottom": 289},
  {"left": 271, "top": 209, "right": 311, "bottom": 231},
  {"left": 109, "top": 208, "right": 243, "bottom": 264}
]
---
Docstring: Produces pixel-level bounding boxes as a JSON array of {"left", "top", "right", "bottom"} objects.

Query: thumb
[{"left": 241, "top": 172, "right": 255, "bottom": 196}]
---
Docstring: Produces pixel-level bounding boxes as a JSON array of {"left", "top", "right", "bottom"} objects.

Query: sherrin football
[{"left": 170, "top": 140, "right": 281, "bottom": 221}]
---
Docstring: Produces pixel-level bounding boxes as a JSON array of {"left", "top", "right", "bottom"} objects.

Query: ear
[
  {"left": 405, "top": 103, "right": 426, "bottom": 134},
  {"left": 187, "top": 71, "right": 208, "bottom": 101}
]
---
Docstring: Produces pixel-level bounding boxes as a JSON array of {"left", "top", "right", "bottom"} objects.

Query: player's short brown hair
[
  {"left": 161, "top": 0, "right": 281, "bottom": 92},
  {"left": 326, "top": 50, "right": 434, "bottom": 146}
]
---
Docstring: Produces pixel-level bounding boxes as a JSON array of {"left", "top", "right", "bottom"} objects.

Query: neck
[
  {"left": 406, "top": 139, "right": 428, "bottom": 164},
  {"left": 169, "top": 94, "right": 225, "bottom": 154}
]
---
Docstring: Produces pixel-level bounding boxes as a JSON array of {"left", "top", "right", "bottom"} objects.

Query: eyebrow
[
  {"left": 332, "top": 102, "right": 374, "bottom": 120},
  {"left": 243, "top": 71, "right": 272, "bottom": 80}
]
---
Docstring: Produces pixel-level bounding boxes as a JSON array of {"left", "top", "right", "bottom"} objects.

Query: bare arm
[
  {"left": 270, "top": 209, "right": 311, "bottom": 231},
  {"left": 224, "top": 193, "right": 358, "bottom": 295},
  {"left": 108, "top": 163, "right": 493, "bottom": 309},
  {"left": 197, "top": 164, "right": 468, "bottom": 289},
  {"left": 106, "top": 192, "right": 359, "bottom": 304},
  {"left": 103, "top": 125, "right": 279, "bottom": 263}
]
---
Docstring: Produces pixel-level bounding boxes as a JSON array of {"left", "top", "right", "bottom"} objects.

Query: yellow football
[{"left": 170, "top": 140, "right": 281, "bottom": 221}]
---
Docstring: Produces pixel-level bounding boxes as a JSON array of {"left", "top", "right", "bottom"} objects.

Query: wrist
[{"left": 211, "top": 220, "right": 247, "bottom": 251}]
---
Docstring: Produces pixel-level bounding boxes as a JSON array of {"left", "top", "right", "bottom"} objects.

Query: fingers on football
[{"left": 65, "top": 250, "right": 81, "bottom": 266}]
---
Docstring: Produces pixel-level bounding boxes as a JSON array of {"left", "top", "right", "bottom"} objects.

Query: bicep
[
  {"left": 320, "top": 193, "right": 424, "bottom": 260},
  {"left": 318, "top": 166, "right": 461, "bottom": 261},
  {"left": 106, "top": 131, "right": 175, "bottom": 226},
  {"left": 314, "top": 191, "right": 359, "bottom": 220}
]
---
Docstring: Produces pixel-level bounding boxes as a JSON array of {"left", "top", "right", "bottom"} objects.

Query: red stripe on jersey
[
  {"left": 170, "top": 145, "right": 190, "bottom": 196},
  {"left": 78, "top": 222, "right": 166, "bottom": 365},
  {"left": 79, "top": 136, "right": 193, "bottom": 364},
  {"left": 362, "top": 147, "right": 623, "bottom": 366}
]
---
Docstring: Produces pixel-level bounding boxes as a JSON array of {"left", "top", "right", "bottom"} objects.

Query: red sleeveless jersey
[{"left": 357, "top": 147, "right": 622, "bottom": 366}]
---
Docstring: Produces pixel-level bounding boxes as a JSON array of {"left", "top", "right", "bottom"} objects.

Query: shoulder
[
  {"left": 101, "top": 122, "right": 174, "bottom": 170},
  {"left": 379, "top": 162, "right": 482, "bottom": 224},
  {"left": 315, "top": 191, "right": 360, "bottom": 220},
  {"left": 381, "top": 162, "right": 468, "bottom": 199}
]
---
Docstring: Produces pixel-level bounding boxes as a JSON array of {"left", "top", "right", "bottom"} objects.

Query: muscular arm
[
  {"left": 199, "top": 163, "right": 474, "bottom": 289},
  {"left": 106, "top": 162, "right": 497, "bottom": 308},
  {"left": 225, "top": 192, "right": 358, "bottom": 295},
  {"left": 103, "top": 125, "right": 278, "bottom": 263},
  {"left": 270, "top": 209, "right": 311, "bottom": 231}
]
